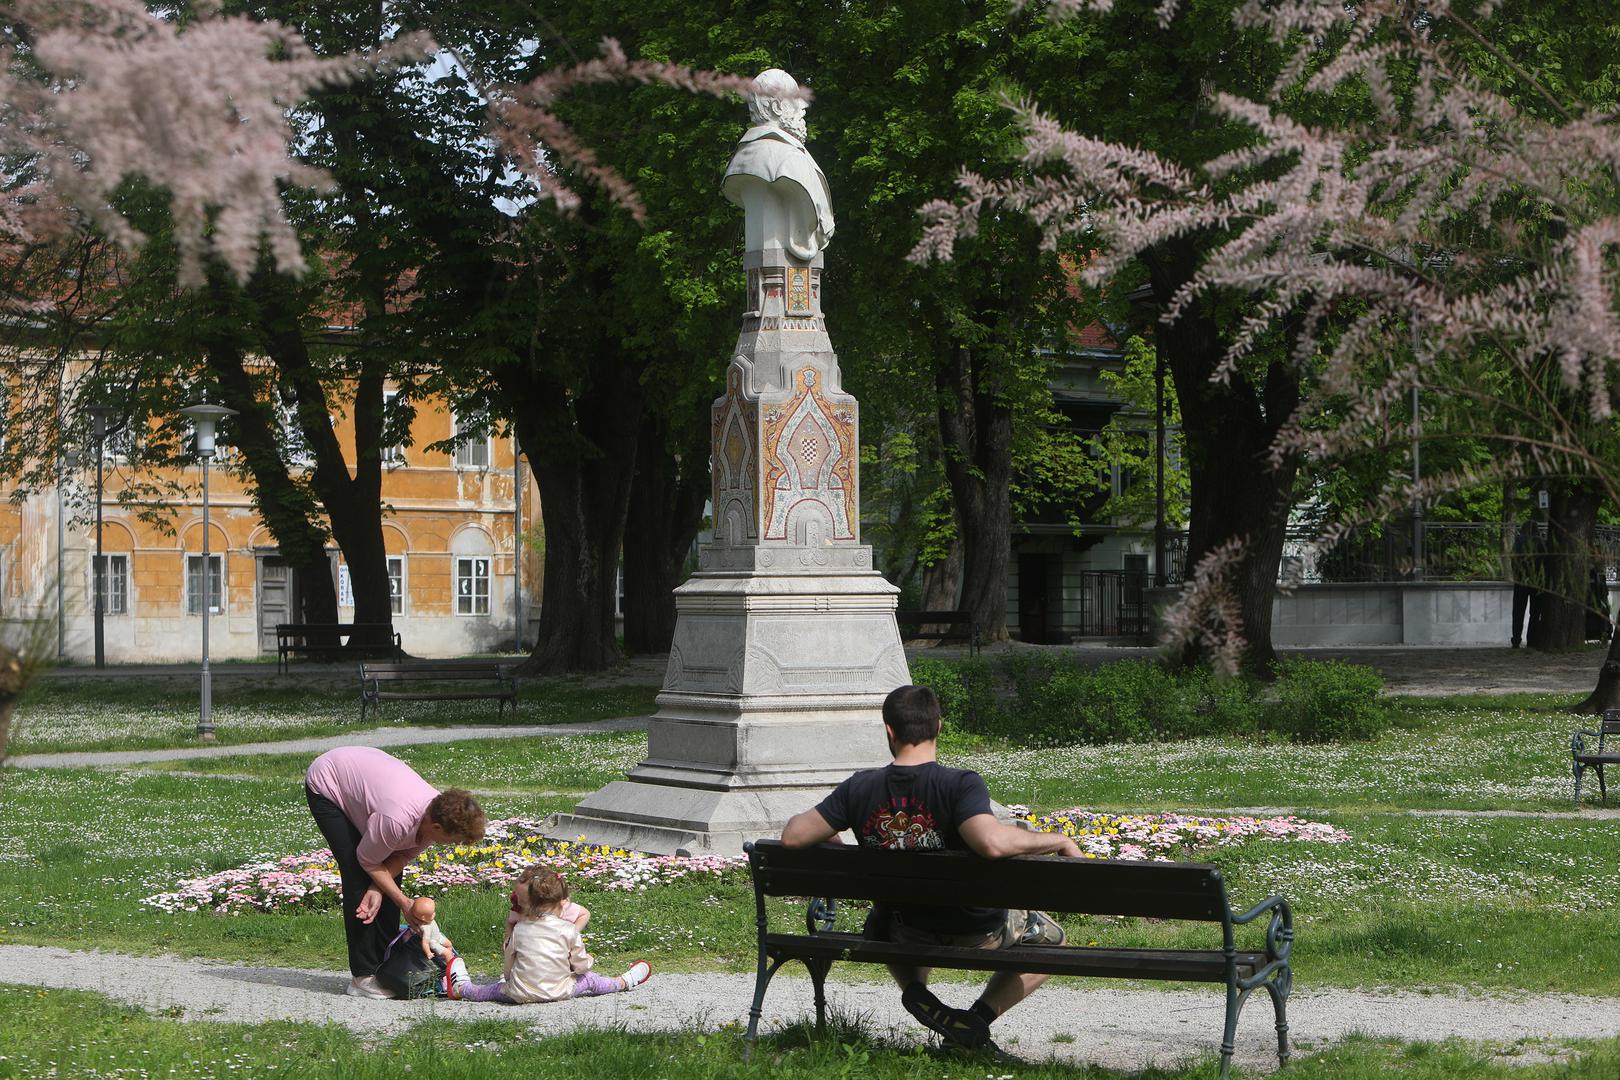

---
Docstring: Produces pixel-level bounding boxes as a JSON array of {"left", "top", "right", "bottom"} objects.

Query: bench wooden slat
[
  {"left": 764, "top": 932, "right": 1261, "bottom": 982},
  {"left": 753, "top": 844, "right": 1229, "bottom": 921}
]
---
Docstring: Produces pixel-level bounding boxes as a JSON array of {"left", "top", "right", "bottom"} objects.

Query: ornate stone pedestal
[{"left": 544, "top": 69, "right": 903, "bottom": 856}]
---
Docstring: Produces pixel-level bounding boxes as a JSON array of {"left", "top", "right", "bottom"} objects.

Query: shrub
[
  {"left": 1182, "top": 667, "right": 1267, "bottom": 736},
  {"left": 907, "top": 656, "right": 1001, "bottom": 735},
  {"left": 1267, "top": 658, "right": 1388, "bottom": 742}
]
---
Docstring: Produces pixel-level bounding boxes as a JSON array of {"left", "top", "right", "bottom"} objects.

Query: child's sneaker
[
  {"left": 443, "top": 957, "right": 471, "bottom": 1000},
  {"left": 621, "top": 960, "right": 652, "bottom": 989}
]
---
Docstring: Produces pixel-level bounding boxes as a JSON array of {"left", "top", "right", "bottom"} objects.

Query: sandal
[{"left": 901, "top": 984, "right": 991, "bottom": 1049}]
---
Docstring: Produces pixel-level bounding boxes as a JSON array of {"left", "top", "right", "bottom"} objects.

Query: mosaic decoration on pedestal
[
  {"left": 711, "top": 367, "right": 758, "bottom": 546},
  {"left": 760, "top": 366, "right": 857, "bottom": 543}
]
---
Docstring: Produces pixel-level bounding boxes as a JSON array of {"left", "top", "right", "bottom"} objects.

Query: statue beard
[{"left": 779, "top": 112, "right": 808, "bottom": 142}]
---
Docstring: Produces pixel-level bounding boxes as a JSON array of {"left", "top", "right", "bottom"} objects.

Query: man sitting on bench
[{"left": 780, "top": 684, "right": 1081, "bottom": 1052}]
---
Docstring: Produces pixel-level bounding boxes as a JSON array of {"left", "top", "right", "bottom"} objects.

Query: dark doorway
[{"left": 1018, "top": 554, "right": 1053, "bottom": 643}]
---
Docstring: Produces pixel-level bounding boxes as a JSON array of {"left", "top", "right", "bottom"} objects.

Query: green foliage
[
  {"left": 1087, "top": 336, "right": 1190, "bottom": 530},
  {"left": 908, "top": 655, "right": 997, "bottom": 734},
  {"left": 916, "top": 655, "right": 1386, "bottom": 744},
  {"left": 1270, "top": 658, "right": 1390, "bottom": 743}
]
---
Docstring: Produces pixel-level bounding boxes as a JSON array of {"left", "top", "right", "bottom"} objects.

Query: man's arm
[
  {"left": 781, "top": 807, "right": 840, "bottom": 848},
  {"left": 959, "top": 814, "right": 1081, "bottom": 860}
]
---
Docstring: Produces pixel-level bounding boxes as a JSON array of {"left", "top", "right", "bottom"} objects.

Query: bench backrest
[
  {"left": 895, "top": 611, "right": 972, "bottom": 625},
  {"left": 746, "top": 839, "right": 1230, "bottom": 922},
  {"left": 361, "top": 662, "right": 507, "bottom": 680}
]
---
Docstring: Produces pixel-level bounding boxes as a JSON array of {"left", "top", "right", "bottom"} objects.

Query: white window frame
[
  {"left": 279, "top": 401, "right": 315, "bottom": 469},
  {"left": 452, "top": 409, "right": 491, "bottom": 471},
  {"left": 387, "top": 556, "right": 405, "bottom": 615},
  {"left": 381, "top": 390, "right": 405, "bottom": 467},
  {"left": 94, "top": 553, "right": 129, "bottom": 616},
  {"left": 185, "top": 553, "right": 224, "bottom": 615},
  {"left": 455, "top": 556, "right": 490, "bottom": 616}
]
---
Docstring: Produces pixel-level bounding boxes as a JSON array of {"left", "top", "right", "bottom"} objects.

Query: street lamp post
[
  {"left": 86, "top": 407, "right": 115, "bottom": 670},
  {"left": 180, "top": 401, "right": 237, "bottom": 741}
]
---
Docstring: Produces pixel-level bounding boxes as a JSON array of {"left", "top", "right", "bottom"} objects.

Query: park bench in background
[
  {"left": 895, "top": 610, "right": 981, "bottom": 655},
  {"left": 1571, "top": 708, "right": 1620, "bottom": 806},
  {"left": 744, "top": 839, "right": 1292, "bottom": 1079},
  {"left": 358, "top": 660, "right": 518, "bottom": 723},
  {"left": 276, "top": 623, "right": 401, "bottom": 674}
]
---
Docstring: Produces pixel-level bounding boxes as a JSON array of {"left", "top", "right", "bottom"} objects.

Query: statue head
[{"left": 746, "top": 68, "right": 808, "bottom": 142}]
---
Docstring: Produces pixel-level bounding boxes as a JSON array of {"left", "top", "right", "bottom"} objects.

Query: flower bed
[
  {"left": 1015, "top": 808, "right": 1352, "bottom": 861},
  {"left": 143, "top": 811, "right": 1350, "bottom": 915},
  {"left": 142, "top": 818, "right": 747, "bottom": 915}
]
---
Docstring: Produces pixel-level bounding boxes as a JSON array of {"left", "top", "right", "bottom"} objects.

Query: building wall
[{"left": 3, "top": 397, "right": 543, "bottom": 663}]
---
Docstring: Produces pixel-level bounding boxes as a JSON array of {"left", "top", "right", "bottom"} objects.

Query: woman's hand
[{"left": 356, "top": 887, "right": 383, "bottom": 924}]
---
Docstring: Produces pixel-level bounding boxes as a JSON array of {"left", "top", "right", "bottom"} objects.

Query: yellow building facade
[{"left": 1, "top": 395, "right": 542, "bottom": 663}]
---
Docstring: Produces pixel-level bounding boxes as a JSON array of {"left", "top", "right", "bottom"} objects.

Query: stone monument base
[{"left": 543, "top": 561, "right": 903, "bottom": 856}]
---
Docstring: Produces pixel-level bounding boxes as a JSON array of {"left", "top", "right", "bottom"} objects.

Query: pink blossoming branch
[{"left": 917, "top": 0, "right": 1620, "bottom": 662}]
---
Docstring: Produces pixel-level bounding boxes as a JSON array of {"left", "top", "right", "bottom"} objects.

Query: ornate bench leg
[
  {"left": 1600, "top": 764, "right": 1608, "bottom": 805},
  {"left": 1574, "top": 759, "right": 1584, "bottom": 808},
  {"left": 1267, "top": 971, "right": 1292, "bottom": 1067},
  {"left": 807, "top": 956, "right": 832, "bottom": 1032},
  {"left": 1220, "top": 981, "right": 1239, "bottom": 1080},
  {"left": 744, "top": 954, "right": 786, "bottom": 1062}
]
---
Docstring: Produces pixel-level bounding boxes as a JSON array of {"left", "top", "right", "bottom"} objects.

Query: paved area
[
  {"left": 5, "top": 716, "right": 646, "bottom": 770},
  {"left": 2, "top": 945, "right": 1610, "bottom": 1073}
]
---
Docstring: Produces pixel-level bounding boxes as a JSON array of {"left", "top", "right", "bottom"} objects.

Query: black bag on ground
[{"left": 374, "top": 927, "right": 445, "bottom": 999}]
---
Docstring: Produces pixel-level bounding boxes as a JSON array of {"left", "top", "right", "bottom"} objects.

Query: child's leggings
[{"left": 462, "top": 972, "right": 622, "bottom": 1002}]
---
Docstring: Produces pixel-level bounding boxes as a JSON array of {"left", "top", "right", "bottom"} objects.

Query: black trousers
[
  {"left": 1511, "top": 585, "right": 1534, "bottom": 645},
  {"left": 305, "top": 786, "right": 402, "bottom": 977}
]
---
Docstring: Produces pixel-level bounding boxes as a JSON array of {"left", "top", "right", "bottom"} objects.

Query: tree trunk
[
  {"left": 1575, "top": 630, "right": 1620, "bottom": 714},
  {"left": 504, "top": 356, "right": 644, "bottom": 674},
  {"left": 1528, "top": 480, "right": 1599, "bottom": 651},
  {"left": 1145, "top": 238, "right": 1301, "bottom": 674},
  {"left": 250, "top": 273, "right": 394, "bottom": 652},
  {"left": 201, "top": 278, "right": 341, "bottom": 632},
  {"left": 936, "top": 344, "right": 1013, "bottom": 643},
  {"left": 622, "top": 411, "right": 709, "bottom": 655},
  {"left": 920, "top": 535, "right": 964, "bottom": 611}
]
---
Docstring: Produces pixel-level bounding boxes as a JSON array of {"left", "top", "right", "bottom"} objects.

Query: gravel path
[
  {"left": 5, "top": 716, "right": 647, "bottom": 770},
  {"left": 1, "top": 945, "right": 1610, "bottom": 1073}
]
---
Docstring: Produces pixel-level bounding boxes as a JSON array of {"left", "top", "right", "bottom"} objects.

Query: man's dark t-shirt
[{"left": 814, "top": 761, "right": 1005, "bottom": 934}]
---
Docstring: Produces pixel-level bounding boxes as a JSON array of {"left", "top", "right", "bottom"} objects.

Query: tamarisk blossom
[
  {"left": 486, "top": 39, "right": 804, "bottom": 223},
  {"left": 917, "top": 0, "right": 1620, "bottom": 666},
  {"left": 1, "top": 0, "right": 426, "bottom": 289}
]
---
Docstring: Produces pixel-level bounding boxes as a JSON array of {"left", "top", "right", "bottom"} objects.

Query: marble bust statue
[{"left": 722, "top": 69, "right": 835, "bottom": 262}]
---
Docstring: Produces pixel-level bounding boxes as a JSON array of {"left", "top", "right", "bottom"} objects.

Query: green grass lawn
[
  {"left": 4, "top": 683, "right": 1620, "bottom": 1075},
  {"left": 3, "top": 987, "right": 1618, "bottom": 1080},
  {"left": 6, "top": 677, "right": 659, "bottom": 754}
]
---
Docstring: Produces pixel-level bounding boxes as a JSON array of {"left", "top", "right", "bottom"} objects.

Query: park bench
[
  {"left": 1570, "top": 709, "right": 1620, "bottom": 806},
  {"left": 895, "top": 610, "right": 981, "bottom": 655},
  {"left": 276, "top": 623, "right": 402, "bottom": 674},
  {"left": 743, "top": 839, "right": 1292, "bottom": 1079},
  {"left": 358, "top": 660, "right": 518, "bottom": 723}
]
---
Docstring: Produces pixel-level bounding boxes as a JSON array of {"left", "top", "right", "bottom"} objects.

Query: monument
[{"left": 544, "top": 69, "right": 905, "bottom": 855}]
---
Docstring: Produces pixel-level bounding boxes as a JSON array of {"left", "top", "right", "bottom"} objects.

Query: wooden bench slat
[
  {"left": 357, "top": 660, "right": 517, "bottom": 723},
  {"left": 764, "top": 932, "right": 1262, "bottom": 981}
]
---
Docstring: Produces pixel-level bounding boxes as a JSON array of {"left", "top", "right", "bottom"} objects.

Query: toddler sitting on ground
[{"left": 446, "top": 867, "right": 649, "bottom": 1003}]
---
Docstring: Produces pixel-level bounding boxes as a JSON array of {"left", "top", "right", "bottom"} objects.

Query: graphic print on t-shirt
[{"left": 863, "top": 795, "right": 943, "bottom": 851}]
